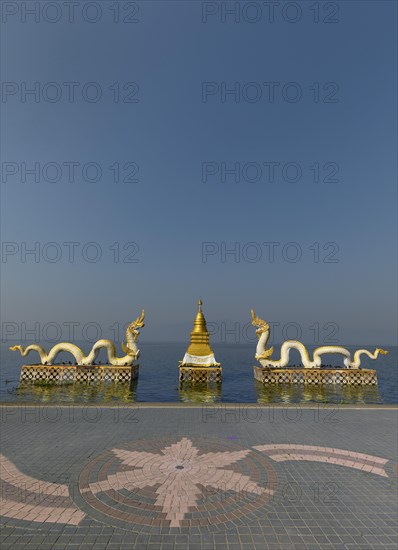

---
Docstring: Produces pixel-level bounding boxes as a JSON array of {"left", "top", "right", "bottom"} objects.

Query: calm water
[{"left": 1, "top": 342, "right": 397, "bottom": 404}]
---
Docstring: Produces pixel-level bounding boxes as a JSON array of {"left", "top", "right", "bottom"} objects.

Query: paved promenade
[{"left": 1, "top": 404, "right": 397, "bottom": 549}]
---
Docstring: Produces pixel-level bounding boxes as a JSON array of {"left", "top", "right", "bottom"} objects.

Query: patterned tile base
[
  {"left": 1, "top": 406, "right": 397, "bottom": 549},
  {"left": 77, "top": 437, "right": 277, "bottom": 531}
]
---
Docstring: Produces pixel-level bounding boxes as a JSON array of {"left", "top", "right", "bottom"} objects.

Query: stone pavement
[{"left": 0, "top": 404, "right": 397, "bottom": 549}]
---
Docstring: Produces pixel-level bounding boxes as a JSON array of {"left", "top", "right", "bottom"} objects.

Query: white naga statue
[
  {"left": 251, "top": 310, "right": 388, "bottom": 369},
  {"left": 10, "top": 310, "right": 145, "bottom": 366}
]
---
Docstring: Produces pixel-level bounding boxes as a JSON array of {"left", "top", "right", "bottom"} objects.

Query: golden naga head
[
  {"left": 122, "top": 310, "right": 145, "bottom": 356},
  {"left": 127, "top": 309, "right": 145, "bottom": 340},
  {"left": 251, "top": 309, "right": 270, "bottom": 336},
  {"left": 376, "top": 348, "right": 389, "bottom": 355}
]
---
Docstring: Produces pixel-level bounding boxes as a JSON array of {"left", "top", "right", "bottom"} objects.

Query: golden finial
[{"left": 198, "top": 299, "right": 202, "bottom": 310}]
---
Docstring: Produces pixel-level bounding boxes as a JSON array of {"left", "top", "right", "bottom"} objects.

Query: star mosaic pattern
[{"left": 78, "top": 436, "right": 278, "bottom": 530}]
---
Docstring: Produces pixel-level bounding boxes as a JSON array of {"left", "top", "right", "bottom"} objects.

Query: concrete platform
[
  {"left": 19, "top": 365, "right": 138, "bottom": 384},
  {"left": 253, "top": 366, "right": 378, "bottom": 385},
  {"left": 0, "top": 404, "right": 397, "bottom": 549},
  {"left": 179, "top": 366, "right": 222, "bottom": 383}
]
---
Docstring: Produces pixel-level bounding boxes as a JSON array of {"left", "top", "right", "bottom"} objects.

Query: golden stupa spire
[
  {"left": 186, "top": 299, "right": 214, "bottom": 357},
  {"left": 179, "top": 299, "right": 220, "bottom": 367}
]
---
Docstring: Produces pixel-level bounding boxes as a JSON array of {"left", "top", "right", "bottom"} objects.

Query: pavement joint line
[{"left": 0, "top": 402, "right": 397, "bottom": 409}]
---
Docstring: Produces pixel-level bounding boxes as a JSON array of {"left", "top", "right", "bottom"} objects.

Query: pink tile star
[{"left": 90, "top": 437, "right": 266, "bottom": 527}]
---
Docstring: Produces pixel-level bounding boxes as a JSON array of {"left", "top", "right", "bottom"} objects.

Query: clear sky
[{"left": 1, "top": 1, "right": 397, "bottom": 345}]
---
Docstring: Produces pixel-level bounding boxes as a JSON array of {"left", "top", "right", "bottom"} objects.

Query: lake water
[{"left": 1, "top": 342, "right": 396, "bottom": 404}]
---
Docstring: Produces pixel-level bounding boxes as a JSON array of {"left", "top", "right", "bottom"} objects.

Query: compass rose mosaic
[
  {"left": 1, "top": 438, "right": 393, "bottom": 533},
  {"left": 77, "top": 437, "right": 278, "bottom": 531}
]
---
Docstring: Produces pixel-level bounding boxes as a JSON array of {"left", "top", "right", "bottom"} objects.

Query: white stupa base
[{"left": 180, "top": 353, "right": 220, "bottom": 367}]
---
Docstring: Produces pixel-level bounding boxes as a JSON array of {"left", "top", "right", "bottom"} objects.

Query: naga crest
[
  {"left": 122, "top": 310, "right": 145, "bottom": 355},
  {"left": 251, "top": 309, "right": 269, "bottom": 336}
]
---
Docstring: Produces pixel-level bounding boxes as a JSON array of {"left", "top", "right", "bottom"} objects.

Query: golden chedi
[{"left": 180, "top": 300, "right": 220, "bottom": 367}]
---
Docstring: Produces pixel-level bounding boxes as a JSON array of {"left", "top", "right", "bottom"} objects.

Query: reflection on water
[
  {"left": 11, "top": 379, "right": 381, "bottom": 405},
  {"left": 255, "top": 381, "right": 381, "bottom": 404},
  {"left": 179, "top": 383, "right": 222, "bottom": 403},
  {"left": 10, "top": 380, "right": 138, "bottom": 403}
]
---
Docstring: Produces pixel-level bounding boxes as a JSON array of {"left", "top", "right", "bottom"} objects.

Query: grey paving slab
[{"left": 0, "top": 405, "right": 397, "bottom": 549}]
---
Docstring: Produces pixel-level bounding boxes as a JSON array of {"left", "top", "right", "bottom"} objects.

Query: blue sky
[{"left": 1, "top": 1, "right": 397, "bottom": 345}]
